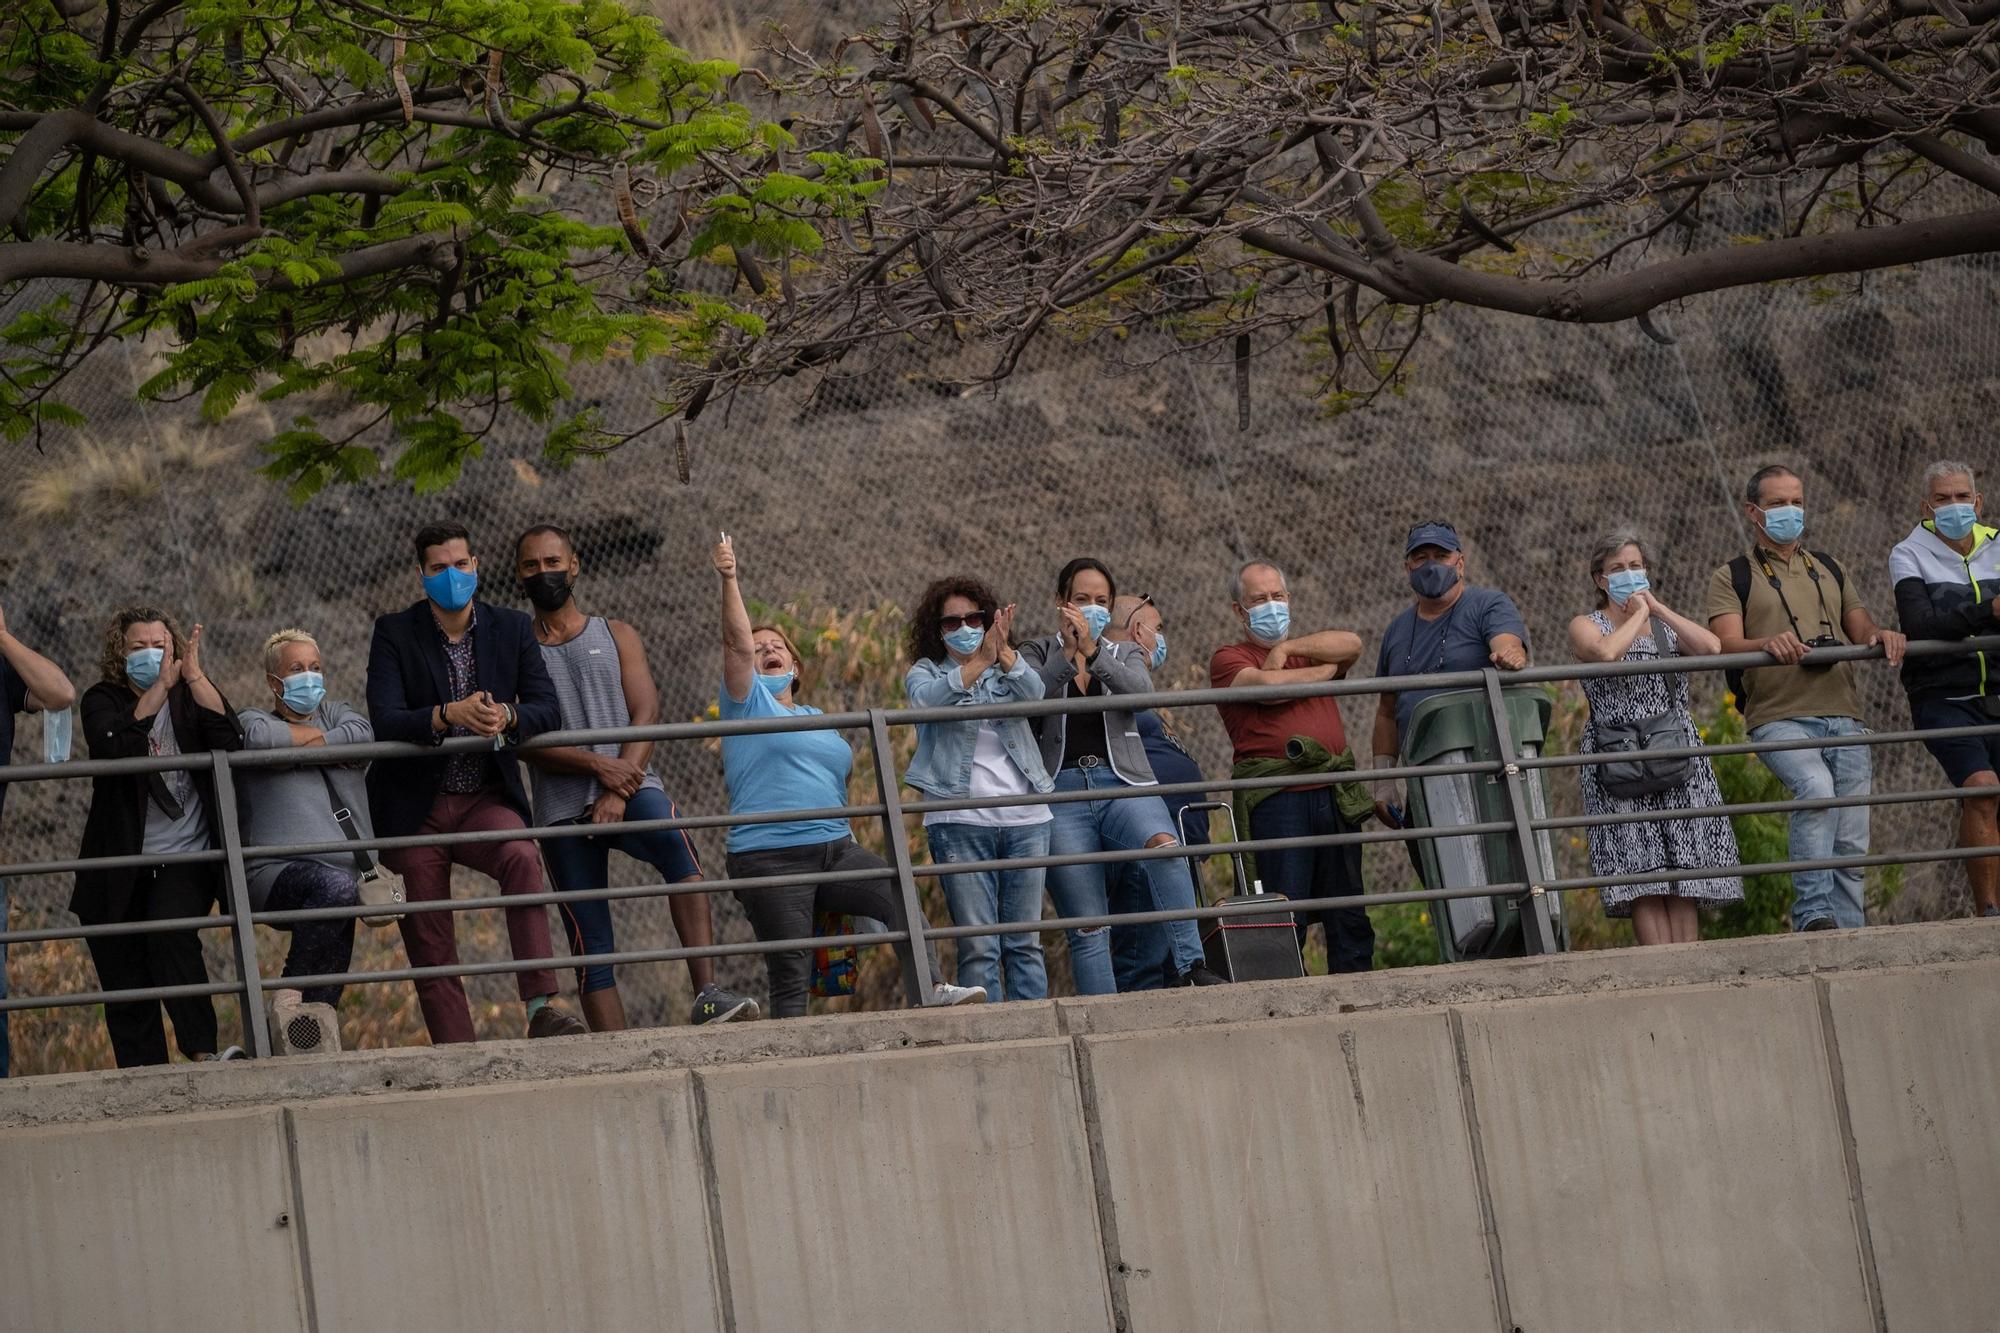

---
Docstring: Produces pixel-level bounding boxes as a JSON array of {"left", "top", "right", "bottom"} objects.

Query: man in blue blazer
[{"left": 366, "top": 521, "right": 585, "bottom": 1042}]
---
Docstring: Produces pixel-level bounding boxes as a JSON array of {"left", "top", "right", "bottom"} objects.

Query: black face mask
[{"left": 521, "top": 571, "right": 573, "bottom": 613}]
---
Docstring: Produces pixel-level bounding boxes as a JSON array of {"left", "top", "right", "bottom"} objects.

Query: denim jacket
[
  {"left": 903, "top": 656, "right": 1055, "bottom": 797},
  {"left": 1016, "top": 635, "right": 1159, "bottom": 785}
]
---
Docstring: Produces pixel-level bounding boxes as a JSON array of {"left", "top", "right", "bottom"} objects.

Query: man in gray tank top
[{"left": 516, "top": 525, "right": 757, "bottom": 1029}]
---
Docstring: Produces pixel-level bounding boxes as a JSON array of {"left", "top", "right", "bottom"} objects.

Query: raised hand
[
  {"left": 182, "top": 623, "right": 206, "bottom": 681},
  {"left": 993, "top": 604, "right": 1018, "bottom": 670},
  {"left": 1058, "top": 603, "right": 1090, "bottom": 658},
  {"left": 711, "top": 534, "right": 737, "bottom": 579}
]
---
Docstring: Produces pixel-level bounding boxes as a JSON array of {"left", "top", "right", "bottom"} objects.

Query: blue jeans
[
  {"left": 1047, "top": 767, "right": 1204, "bottom": 993},
  {"left": 1249, "top": 788, "right": 1375, "bottom": 972},
  {"left": 927, "top": 821, "right": 1051, "bottom": 1001},
  {"left": 1751, "top": 716, "right": 1871, "bottom": 929},
  {"left": 541, "top": 787, "right": 704, "bottom": 993}
]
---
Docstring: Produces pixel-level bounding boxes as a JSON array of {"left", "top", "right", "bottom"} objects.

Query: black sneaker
[
  {"left": 1177, "top": 963, "right": 1228, "bottom": 986},
  {"left": 691, "top": 984, "right": 761, "bottom": 1025},
  {"left": 1981, "top": 904, "right": 1999, "bottom": 918},
  {"left": 1801, "top": 918, "right": 1837, "bottom": 932},
  {"left": 527, "top": 1002, "right": 587, "bottom": 1038}
]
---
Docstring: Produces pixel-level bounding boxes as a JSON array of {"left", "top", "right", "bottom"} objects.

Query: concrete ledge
[
  {"left": 1080, "top": 1009, "right": 1499, "bottom": 1332},
  {"left": 6, "top": 919, "right": 1994, "bottom": 1131},
  {"left": 0, "top": 1107, "right": 308, "bottom": 1331},
  {"left": 697, "top": 1038, "right": 1113, "bottom": 1332},
  {"left": 1458, "top": 980, "right": 1874, "bottom": 1333},
  {"left": 1824, "top": 958, "right": 2000, "bottom": 1330},
  {"left": 289, "top": 1073, "right": 722, "bottom": 1330}
]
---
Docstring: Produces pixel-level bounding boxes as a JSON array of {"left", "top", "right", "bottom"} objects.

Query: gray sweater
[
  {"left": 1016, "top": 635, "right": 1160, "bottom": 786},
  {"left": 237, "top": 702, "right": 375, "bottom": 908}
]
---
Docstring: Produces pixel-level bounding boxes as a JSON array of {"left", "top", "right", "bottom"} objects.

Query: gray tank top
[{"left": 534, "top": 616, "right": 663, "bottom": 825}]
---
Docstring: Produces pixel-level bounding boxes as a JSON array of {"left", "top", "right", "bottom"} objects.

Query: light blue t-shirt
[{"left": 719, "top": 674, "right": 855, "bottom": 852}]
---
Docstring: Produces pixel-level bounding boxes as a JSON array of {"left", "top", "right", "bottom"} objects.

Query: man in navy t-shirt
[
  {"left": 1369, "top": 522, "right": 1529, "bottom": 825},
  {"left": 1, "top": 598, "right": 78, "bottom": 1078}
]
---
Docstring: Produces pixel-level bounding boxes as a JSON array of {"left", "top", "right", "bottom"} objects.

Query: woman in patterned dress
[{"left": 1568, "top": 532, "right": 1745, "bottom": 945}]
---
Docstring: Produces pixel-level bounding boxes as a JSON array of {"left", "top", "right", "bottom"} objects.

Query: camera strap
[{"left": 1756, "top": 549, "right": 1838, "bottom": 643}]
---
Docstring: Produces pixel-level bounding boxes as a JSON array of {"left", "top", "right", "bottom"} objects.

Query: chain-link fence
[{"left": 5, "top": 218, "right": 1996, "bottom": 1068}]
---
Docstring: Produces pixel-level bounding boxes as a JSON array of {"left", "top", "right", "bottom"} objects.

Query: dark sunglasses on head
[{"left": 940, "top": 612, "right": 990, "bottom": 631}]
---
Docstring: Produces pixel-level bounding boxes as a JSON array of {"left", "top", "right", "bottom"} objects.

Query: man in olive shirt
[{"left": 1706, "top": 464, "right": 1906, "bottom": 931}]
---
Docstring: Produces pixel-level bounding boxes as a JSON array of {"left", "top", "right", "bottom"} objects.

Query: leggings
[{"left": 264, "top": 861, "right": 360, "bottom": 1006}]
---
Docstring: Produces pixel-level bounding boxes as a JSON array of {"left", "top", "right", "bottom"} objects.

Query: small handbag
[
  {"left": 1595, "top": 709, "right": 1695, "bottom": 798},
  {"left": 319, "top": 770, "right": 405, "bottom": 926}
]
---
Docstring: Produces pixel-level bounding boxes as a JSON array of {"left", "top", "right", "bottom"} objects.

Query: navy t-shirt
[
  {"left": 0, "top": 655, "right": 27, "bottom": 821},
  {"left": 1376, "top": 586, "right": 1530, "bottom": 740}
]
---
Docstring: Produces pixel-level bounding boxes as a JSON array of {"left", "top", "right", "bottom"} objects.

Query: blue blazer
[{"left": 364, "top": 599, "right": 560, "bottom": 838}]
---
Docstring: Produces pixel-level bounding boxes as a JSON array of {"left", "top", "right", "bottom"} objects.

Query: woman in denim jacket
[
  {"left": 905, "top": 576, "right": 1054, "bottom": 1001},
  {"left": 1016, "top": 558, "right": 1225, "bottom": 993}
]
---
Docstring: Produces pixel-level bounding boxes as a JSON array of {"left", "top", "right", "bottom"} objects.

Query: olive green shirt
[{"left": 1704, "top": 546, "right": 1867, "bottom": 731}]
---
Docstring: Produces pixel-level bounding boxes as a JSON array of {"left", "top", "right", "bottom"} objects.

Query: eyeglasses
[{"left": 940, "top": 612, "right": 990, "bottom": 631}]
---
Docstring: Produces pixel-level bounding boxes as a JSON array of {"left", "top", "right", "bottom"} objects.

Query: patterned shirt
[{"left": 436, "top": 606, "right": 493, "bottom": 794}]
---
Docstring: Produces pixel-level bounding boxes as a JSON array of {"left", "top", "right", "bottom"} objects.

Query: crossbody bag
[{"left": 318, "top": 769, "right": 405, "bottom": 926}]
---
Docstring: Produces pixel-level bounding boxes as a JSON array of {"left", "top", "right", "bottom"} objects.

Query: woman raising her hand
[{"left": 713, "top": 534, "right": 985, "bottom": 1017}]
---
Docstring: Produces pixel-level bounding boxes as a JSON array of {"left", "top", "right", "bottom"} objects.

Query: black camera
[{"left": 1802, "top": 634, "right": 1841, "bottom": 670}]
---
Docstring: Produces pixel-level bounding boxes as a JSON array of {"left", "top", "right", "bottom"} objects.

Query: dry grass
[
  {"left": 12, "top": 422, "right": 247, "bottom": 523},
  {"left": 7, "top": 898, "right": 549, "bottom": 1075}
]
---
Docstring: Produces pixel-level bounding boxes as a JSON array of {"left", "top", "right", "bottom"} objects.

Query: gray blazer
[{"left": 1016, "top": 635, "right": 1159, "bottom": 785}]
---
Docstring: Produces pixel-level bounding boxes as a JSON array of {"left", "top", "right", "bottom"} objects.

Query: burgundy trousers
[{"left": 382, "top": 791, "right": 559, "bottom": 1043}]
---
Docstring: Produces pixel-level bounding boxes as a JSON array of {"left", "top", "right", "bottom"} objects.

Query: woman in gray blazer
[{"left": 1016, "top": 558, "right": 1223, "bottom": 993}]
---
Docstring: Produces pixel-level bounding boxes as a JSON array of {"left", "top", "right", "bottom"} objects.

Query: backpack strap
[
  {"left": 1812, "top": 549, "right": 1847, "bottom": 592},
  {"left": 1728, "top": 554, "right": 1753, "bottom": 612}
]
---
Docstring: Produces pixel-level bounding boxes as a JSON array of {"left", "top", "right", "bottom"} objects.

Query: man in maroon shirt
[{"left": 1209, "top": 560, "right": 1374, "bottom": 972}]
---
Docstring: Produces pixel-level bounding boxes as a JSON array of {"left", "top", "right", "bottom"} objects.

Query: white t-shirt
[{"left": 924, "top": 723, "right": 1052, "bottom": 827}]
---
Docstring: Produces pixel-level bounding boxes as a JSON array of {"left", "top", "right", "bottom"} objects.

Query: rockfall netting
[{"left": 5, "top": 238, "right": 1997, "bottom": 1066}]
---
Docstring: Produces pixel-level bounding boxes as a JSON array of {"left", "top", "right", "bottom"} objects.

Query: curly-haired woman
[
  {"left": 73, "top": 607, "right": 245, "bottom": 1066},
  {"left": 904, "top": 576, "right": 1053, "bottom": 1001}
]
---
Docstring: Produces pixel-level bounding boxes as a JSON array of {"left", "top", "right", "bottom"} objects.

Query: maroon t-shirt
[{"left": 1210, "top": 640, "right": 1347, "bottom": 762}]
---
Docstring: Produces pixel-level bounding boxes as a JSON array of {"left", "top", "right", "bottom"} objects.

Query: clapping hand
[
  {"left": 1058, "top": 603, "right": 1091, "bottom": 659},
  {"left": 181, "top": 623, "right": 207, "bottom": 682}
]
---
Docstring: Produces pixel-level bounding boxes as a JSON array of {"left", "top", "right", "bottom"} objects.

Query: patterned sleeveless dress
[{"left": 1578, "top": 613, "right": 1744, "bottom": 915}]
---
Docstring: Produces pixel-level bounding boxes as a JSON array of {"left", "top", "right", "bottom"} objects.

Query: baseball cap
[{"left": 1404, "top": 520, "right": 1462, "bottom": 555}]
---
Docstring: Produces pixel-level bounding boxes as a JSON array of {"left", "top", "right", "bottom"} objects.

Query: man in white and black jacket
[{"left": 1889, "top": 459, "right": 2000, "bottom": 918}]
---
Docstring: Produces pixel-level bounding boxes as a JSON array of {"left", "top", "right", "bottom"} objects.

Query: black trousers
[
  {"left": 727, "top": 837, "right": 942, "bottom": 1019},
  {"left": 85, "top": 863, "right": 221, "bottom": 1066}
]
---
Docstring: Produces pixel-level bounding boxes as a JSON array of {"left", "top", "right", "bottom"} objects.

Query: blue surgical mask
[
  {"left": 1245, "top": 601, "right": 1291, "bottom": 643},
  {"left": 944, "top": 626, "right": 986, "bottom": 657},
  {"left": 277, "top": 670, "right": 326, "bottom": 716},
  {"left": 760, "top": 671, "right": 795, "bottom": 696},
  {"left": 1149, "top": 634, "right": 1168, "bottom": 670},
  {"left": 1933, "top": 503, "right": 1978, "bottom": 541},
  {"left": 1760, "top": 505, "right": 1805, "bottom": 545},
  {"left": 1605, "top": 570, "right": 1650, "bottom": 606},
  {"left": 422, "top": 565, "right": 479, "bottom": 612},
  {"left": 1079, "top": 604, "right": 1112, "bottom": 639},
  {"left": 125, "top": 646, "right": 165, "bottom": 689},
  {"left": 43, "top": 707, "right": 72, "bottom": 764},
  {"left": 1409, "top": 560, "right": 1461, "bottom": 600}
]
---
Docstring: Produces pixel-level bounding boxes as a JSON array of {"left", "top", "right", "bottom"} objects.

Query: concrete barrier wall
[{"left": 3, "top": 922, "right": 1997, "bottom": 1332}]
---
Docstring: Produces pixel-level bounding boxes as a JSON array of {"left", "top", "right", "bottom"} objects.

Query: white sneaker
[{"left": 931, "top": 982, "right": 988, "bottom": 1006}]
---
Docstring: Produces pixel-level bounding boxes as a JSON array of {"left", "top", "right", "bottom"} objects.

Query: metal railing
[{"left": 4, "top": 635, "right": 1997, "bottom": 1060}]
